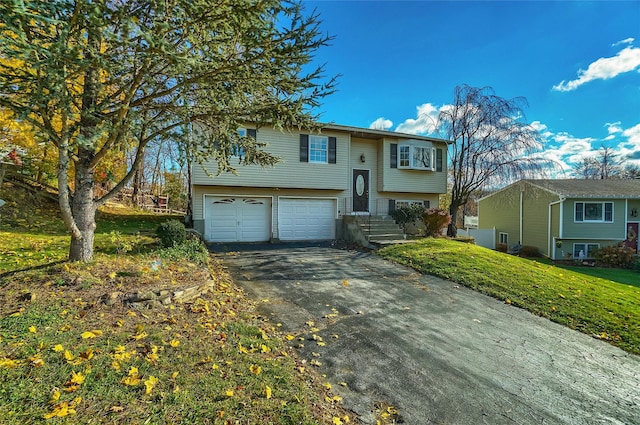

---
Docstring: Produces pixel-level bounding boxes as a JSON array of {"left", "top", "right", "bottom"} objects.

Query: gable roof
[{"left": 525, "top": 179, "right": 640, "bottom": 199}]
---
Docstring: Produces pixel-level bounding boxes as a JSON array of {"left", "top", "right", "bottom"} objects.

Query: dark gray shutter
[
  {"left": 436, "top": 148, "right": 443, "bottom": 172},
  {"left": 328, "top": 137, "right": 337, "bottom": 164},
  {"left": 247, "top": 129, "right": 257, "bottom": 139},
  {"left": 390, "top": 143, "right": 397, "bottom": 168},
  {"left": 300, "top": 134, "right": 309, "bottom": 162},
  {"left": 388, "top": 199, "right": 396, "bottom": 214}
]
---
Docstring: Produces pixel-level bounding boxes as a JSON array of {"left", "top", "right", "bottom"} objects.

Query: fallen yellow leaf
[
  {"left": 144, "top": 375, "right": 158, "bottom": 395},
  {"left": 265, "top": 385, "right": 272, "bottom": 399},
  {"left": 81, "top": 330, "right": 103, "bottom": 339}
]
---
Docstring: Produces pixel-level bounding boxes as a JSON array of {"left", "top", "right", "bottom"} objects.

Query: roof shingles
[{"left": 525, "top": 179, "right": 640, "bottom": 199}]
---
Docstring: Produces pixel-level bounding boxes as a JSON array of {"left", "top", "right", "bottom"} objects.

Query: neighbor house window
[
  {"left": 397, "top": 143, "right": 435, "bottom": 170},
  {"left": 573, "top": 243, "right": 600, "bottom": 258},
  {"left": 499, "top": 232, "right": 508, "bottom": 244},
  {"left": 309, "top": 135, "right": 328, "bottom": 163},
  {"left": 575, "top": 202, "right": 613, "bottom": 222}
]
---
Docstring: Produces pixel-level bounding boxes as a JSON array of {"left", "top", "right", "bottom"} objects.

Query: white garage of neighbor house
[{"left": 191, "top": 123, "right": 449, "bottom": 243}]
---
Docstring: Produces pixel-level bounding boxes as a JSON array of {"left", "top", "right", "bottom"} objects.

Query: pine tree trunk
[{"left": 68, "top": 152, "right": 97, "bottom": 262}]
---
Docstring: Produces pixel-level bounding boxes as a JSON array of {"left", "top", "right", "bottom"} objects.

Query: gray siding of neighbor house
[{"left": 561, "top": 198, "right": 627, "bottom": 240}]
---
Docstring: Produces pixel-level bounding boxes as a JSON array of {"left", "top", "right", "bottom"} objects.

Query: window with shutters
[
  {"left": 396, "top": 142, "right": 435, "bottom": 171},
  {"left": 232, "top": 128, "right": 256, "bottom": 158},
  {"left": 309, "top": 135, "right": 328, "bottom": 163},
  {"left": 300, "top": 134, "right": 336, "bottom": 164}
]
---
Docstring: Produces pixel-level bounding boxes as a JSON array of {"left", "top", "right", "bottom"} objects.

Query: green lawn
[{"left": 379, "top": 238, "right": 640, "bottom": 355}]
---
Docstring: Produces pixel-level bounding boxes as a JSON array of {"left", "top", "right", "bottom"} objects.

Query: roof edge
[{"left": 320, "top": 123, "right": 452, "bottom": 144}]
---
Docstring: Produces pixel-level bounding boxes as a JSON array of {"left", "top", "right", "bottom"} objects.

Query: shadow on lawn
[{"left": 0, "top": 260, "right": 67, "bottom": 282}]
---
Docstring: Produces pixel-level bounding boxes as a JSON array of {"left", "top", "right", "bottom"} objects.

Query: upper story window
[
  {"left": 575, "top": 202, "right": 613, "bottom": 222},
  {"left": 233, "top": 128, "right": 247, "bottom": 157},
  {"left": 398, "top": 144, "right": 435, "bottom": 170},
  {"left": 309, "top": 135, "right": 328, "bottom": 163}
]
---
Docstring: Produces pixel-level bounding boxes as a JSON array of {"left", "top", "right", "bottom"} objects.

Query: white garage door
[
  {"left": 278, "top": 198, "right": 336, "bottom": 241},
  {"left": 205, "top": 197, "right": 271, "bottom": 242}
]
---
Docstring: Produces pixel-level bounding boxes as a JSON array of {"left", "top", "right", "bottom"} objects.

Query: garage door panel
[
  {"left": 205, "top": 197, "right": 271, "bottom": 242},
  {"left": 278, "top": 198, "right": 336, "bottom": 241}
]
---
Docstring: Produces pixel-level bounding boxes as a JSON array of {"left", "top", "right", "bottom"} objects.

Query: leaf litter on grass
[{"left": 0, "top": 254, "right": 356, "bottom": 424}]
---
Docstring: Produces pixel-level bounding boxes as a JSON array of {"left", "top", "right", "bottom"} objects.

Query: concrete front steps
[{"left": 342, "top": 215, "right": 409, "bottom": 248}]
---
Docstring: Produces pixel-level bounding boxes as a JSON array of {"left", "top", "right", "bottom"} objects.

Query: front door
[
  {"left": 353, "top": 169, "right": 369, "bottom": 212},
  {"left": 624, "top": 222, "right": 638, "bottom": 252}
]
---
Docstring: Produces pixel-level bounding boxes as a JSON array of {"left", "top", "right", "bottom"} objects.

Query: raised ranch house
[
  {"left": 191, "top": 124, "right": 449, "bottom": 243},
  {"left": 478, "top": 179, "right": 640, "bottom": 260}
]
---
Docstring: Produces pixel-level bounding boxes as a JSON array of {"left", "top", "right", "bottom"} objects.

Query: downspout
[{"left": 519, "top": 190, "right": 524, "bottom": 245}]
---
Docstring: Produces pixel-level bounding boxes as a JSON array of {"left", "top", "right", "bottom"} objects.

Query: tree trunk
[
  {"left": 447, "top": 203, "right": 459, "bottom": 237},
  {"left": 68, "top": 152, "right": 97, "bottom": 262},
  {"left": 131, "top": 166, "right": 143, "bottom": 207}
]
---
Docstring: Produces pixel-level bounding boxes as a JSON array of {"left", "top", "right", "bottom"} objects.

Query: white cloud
[
  {"left": 612, "top": 37, "right": 635, "bottom": 47},
  {"left": 605, "top": 121, "right": 623, "bottom": 134},
  {"left": 369, "top": 117, "right": 393, "bottom": 130},
  {"left": 395, "top": 103, "right": 443, "bottom": 135},
  {"left": 616, "top": 123, "right": 640, "bottom": 162},
  {"left": 552, "top": 46, "right": 640, "bottom": 92}
]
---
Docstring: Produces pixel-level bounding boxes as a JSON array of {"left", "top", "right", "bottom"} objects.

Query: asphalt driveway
[{"left": 212, "top": 242, "right": 640, "bottom": 424}]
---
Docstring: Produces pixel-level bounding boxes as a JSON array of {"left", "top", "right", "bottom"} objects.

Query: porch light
[{"left": 360, "top": 154, "right": 365, "bottom": 163}]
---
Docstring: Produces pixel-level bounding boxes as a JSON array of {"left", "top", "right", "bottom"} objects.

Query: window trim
[
  {"left": 308, "top": 135, "right": 328, "bottom": 164},
  {"left": 574, "top": 201, "right": 614, "bottom": 223},
  {"left": 396, "top": 142, "right": 435, "bottom": 171},
  {"left": 573, "top": 243, "right": 600, "bottom": 258},
  {"left": 499, "top": 232, "right": 508, "bottom": 245}
]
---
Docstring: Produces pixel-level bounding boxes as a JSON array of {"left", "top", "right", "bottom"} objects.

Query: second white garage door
[{"left": 278, "top": 198, "right": 336, "bottom": 241}]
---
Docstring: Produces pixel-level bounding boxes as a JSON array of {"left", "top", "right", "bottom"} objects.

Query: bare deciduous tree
[{"left": 438, "top": 84, "right": 552, "bottom": 236}]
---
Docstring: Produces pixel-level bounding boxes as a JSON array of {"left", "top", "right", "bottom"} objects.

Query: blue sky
[{"left": 306, "top": 0, "right": 640, "bottom": 174}]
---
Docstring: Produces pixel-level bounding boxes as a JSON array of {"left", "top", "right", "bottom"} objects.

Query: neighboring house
[
  {"left": 191, "top": 123, "right": 449, "bottom": 243},
  {"left": 478, "top": 179, "right": 640, "bottom": 260}
]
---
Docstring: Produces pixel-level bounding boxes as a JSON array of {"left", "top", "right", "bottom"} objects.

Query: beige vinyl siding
[
  {"left": 192, "top": 185, "right": 341, "bottom": 239},
  {"left": 192, "top": 127, "right": 349, "bottom": 190},
  {"left": 562, "top": 198, "right": 626, "bottom": 240},
  {"left": 379, "top": 139, "right": 447, "bottom": 194}
]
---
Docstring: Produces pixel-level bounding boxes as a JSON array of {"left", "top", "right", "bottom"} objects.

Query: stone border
[{"left": 101, "top": 279, "right": 216, "bottom": 309}]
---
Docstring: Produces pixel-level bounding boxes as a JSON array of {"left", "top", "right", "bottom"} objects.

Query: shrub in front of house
[
  {"left": 156, "top": 219, "right": 186, "bottom": 248},
  {"left": 593, "top": 244, "right": 637, "bottom": 269},
  {"left": 519, "top": 245, "right": 541, "bottom": 258},
  {"left": 390, "top": 204, "right": 425, "bottom": 230},
  {"left": 496, "top": 243, "right": 507, "bottom": 252},
  {"left": 422, "top": 208, "right": 452, "bottom": 237}
]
